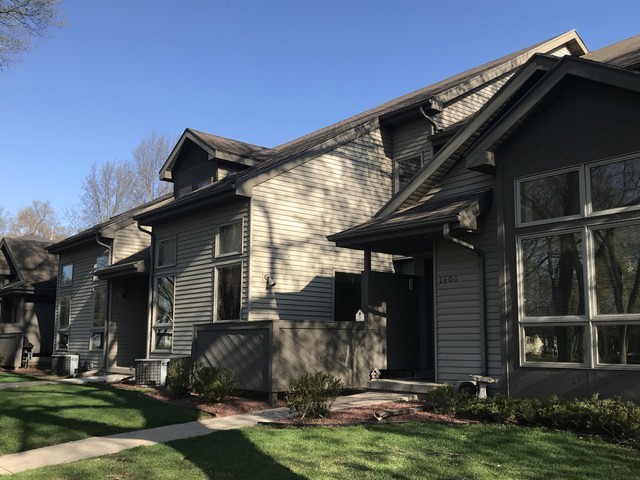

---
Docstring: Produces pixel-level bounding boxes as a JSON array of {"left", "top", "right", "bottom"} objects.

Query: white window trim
[
  {"left": 213, "top": 260, "right": 243, "bottom": 322},
  {"left": 215, "top": 219, "right": 244, "bottom": 259},
  {"left": 155, "top": 237, "right": 177, "bottom": 269},
  {"left": 152, "top": 275, "right": 175, "bottom": 353}
]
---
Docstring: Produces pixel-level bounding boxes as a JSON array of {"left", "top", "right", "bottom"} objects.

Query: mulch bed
[{"left": 11, "top": 368, "right": 472, "bottom": 426}]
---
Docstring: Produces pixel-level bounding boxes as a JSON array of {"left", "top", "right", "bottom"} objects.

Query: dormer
[{"left": 159, "top": 129, "right": 271, "bottom": 199}]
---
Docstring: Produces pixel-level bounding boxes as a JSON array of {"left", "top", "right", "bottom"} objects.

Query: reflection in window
[
  {"left": 593, "top": 224, "right": 640, "bottom": 315},
  {"left": 591, "top": 157, "right": 640, "bottom": 212},
  {"left": 156, "top": 238, "right": 176, "bottom": 267},
  {"left": 61, "top": 263, "right": 73, "bottom": 286},
  {"left": 59, "top": 294, "right": 71, "bottom": 328},
  {"left": 524, "top": 326, "right": 585, "bottom": 363},
  {"left": 216, "top": 263, "right": 241, "bottom": 320},
  {"left": 519, "top": 171, "right": 580, "bottom": 223},
  {"left": 521, "top": 233, "right": 584, "bottom": 317},
  {"left": 218, "top": 222, "right": 242, "bottom": 256},
  {"left": 153, "top": 276, "right": 174, "bottom": 350},
  {"left": 597, "top": 325, "right": 640, "bottom": 365}
]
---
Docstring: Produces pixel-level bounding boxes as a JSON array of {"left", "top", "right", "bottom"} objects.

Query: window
[
  {"left": 217, "top": 221, "right": 242, "bottom": 257},
  {"left": 94, "top": 254, "right": 109, "bottom": 281},
  {"left": 95, "top": 254, "right": 108, "bottom": 271},
  {"left": 156, "top": 237, "right": 176, "bottom": 268},
  {"left": 517, "top": 154, "right": 640, "bottom": 368},
  {"left": 59, "top": 294, "right": 71, "bottom": 329},
  {"left": 590, "top": 156, "right": 640, "bottom": 213},
  {"left": 518, "top": 169, "right": 581, "bottom": 224},
  {"left": 153, "top": 276, "right": 174, "bottom": 350},
  {"left": 394, "top": 150, "right": 431, "bottom": 193},
  {"left": 61, "top": 263, "right": 73, "bottom": 287},
  {"left": 215, "top": 263, "right": 241, "bottom": 320},
  {"left": 57, "top": 293, "right": 71, "bottom": 350},
  {"left": 90, "top": 287, "right": 107, "bottom": 350}
]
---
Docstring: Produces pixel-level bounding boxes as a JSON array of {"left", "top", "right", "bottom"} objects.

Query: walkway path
[{"left": 0, "top": 389, "right": 410, "bottom": 475}]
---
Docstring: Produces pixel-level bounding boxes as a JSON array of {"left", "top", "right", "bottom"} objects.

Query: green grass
[
  {"left": 6, "top": 422, "right": 640, "bottom": 479},
  {"left": 0, "top": 383, "right": 204, "bottom": 454},
  {"left": 0, "top": 372, "right": 42, "bottom": 383}
]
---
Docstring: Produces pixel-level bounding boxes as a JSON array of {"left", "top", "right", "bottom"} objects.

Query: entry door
[{"left": 370, "top": 272, "right": 420, "bottom": 374}]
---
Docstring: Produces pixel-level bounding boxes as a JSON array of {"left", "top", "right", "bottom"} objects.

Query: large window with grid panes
[{"left": 516, "top": 153, "right": 640, "bottom": 368}]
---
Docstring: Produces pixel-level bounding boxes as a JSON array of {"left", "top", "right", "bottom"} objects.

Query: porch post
[{"left": 362, "top": 248, "right": 371, "bottom": 318}]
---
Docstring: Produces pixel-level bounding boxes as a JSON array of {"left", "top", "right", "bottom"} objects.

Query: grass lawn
[
  {"left": 6, "top": 422, "right": 640, "bottom": 479},
  {"left": 0, "top": 383, "right": 204, "bottom": 454},
  {"left": 0, "top": 372, "right": 42, "bottom": 383}
]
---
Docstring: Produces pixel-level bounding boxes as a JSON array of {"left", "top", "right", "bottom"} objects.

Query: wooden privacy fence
[{"left": 192, "top": 319, "right": 385, "bottom": 396}]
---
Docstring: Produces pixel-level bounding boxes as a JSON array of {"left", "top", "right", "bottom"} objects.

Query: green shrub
[
  {"left": 166, "top": 358, "right": 193, "bottom": 397},
  {"left": 192, "top": 363, "right": 238, "bottom": 403},
  {"left": 286, "top": 372, "right": 344, "bottom": 420},
  {"left": 424, "top": 387, "right": 640, "bottom": 447}
]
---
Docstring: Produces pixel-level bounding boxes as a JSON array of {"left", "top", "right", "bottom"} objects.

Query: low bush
[
  {"left": 166, "top": 358, "right": 193, "bottom": 397},
  {"left": 286, "top": 372, "right": 344, "bottom": 420},
  {"left": 192, "top": 363, "right": 238, "bottom": 403},
  {"left": 427, "top": 385, "right": 640, "bottom": 447}
]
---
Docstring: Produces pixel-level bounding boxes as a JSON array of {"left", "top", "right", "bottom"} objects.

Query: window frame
[
  {"left": 60, "top": 262, "right": 74, "bottom": 287},
  {"left": 155, "top": 237, "right": 177, "bottom": 269},
  {"left": 516, "top": 154, "right": 640, "bottom": 370},
  {"left": 89, "top": 286, "right": 107, "bottom": 351},
  {"left": 213, "top": 260, "right": 242, "bottom": 321},
  {"left": 515, "top": 166, "right": 585, "bottom": 228},
  {"left": 215, "top": 220, "right": 243, "bottom": 258},
  {"left": 57, "top": 293, "right": 71, "bottom": 351},
  {"left": 152, "top": 275, "right": 175, "bottom": 352}
]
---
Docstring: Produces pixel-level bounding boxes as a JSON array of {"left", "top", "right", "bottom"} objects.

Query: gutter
[
  {"left": 137, "top": 223, "right": 154, "bottom": 360},
  {"left": 442, "top": 224, "right": 488, "bottom": 376}
]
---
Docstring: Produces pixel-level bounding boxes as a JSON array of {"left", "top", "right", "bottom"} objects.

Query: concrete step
[{"left": 367, "top": 379, "right": 441, "bottom": 395}]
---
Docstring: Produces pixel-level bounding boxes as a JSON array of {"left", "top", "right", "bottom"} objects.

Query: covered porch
[{"left": 328, "top": 189, "right": 492, "bottom": 384}]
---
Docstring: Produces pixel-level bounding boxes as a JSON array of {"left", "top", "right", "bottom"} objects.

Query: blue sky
[{"left": 1, "top": 0, "right": 638, "bottom": 225}]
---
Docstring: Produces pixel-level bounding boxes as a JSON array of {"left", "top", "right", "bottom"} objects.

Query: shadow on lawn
[
  {"left": 160, "top": 430, "right": 307, "bottom": 480},
  {"left": 0, "top": 383, "right": 201, "bottom": 454}
]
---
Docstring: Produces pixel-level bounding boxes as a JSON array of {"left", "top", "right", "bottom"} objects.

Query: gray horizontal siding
[
  {"left": 151, "top": 201, "right": 250, "bottom": 356},
  {"left": 250, "top": 129, "right": 394, "bottom": 321},
  {"left": 113, "top": 223, "right": 151, "bottom": 262},
  {"left": 442, "top": 73, "right": 513, "bottom": 127},
  {"left": 56, "top": 245, "right": 109, "bottom": 369}
]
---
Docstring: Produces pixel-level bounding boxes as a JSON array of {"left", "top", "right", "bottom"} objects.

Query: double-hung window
[
  {"left": 57, "top": 293, "right": 71, "bottom": 350},
  {"left": 517, "top": 153, "right": 640, "bottom": 368}
]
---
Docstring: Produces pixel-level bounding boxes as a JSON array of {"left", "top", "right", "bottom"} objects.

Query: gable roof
[
  {"left": 464, "top": 55, "right": 640, "bottom": 172},
  {"left": 139, "top": 31, "right": 587, "bottom": 225},
  {"left": 0, "top": 236, "right": 58, "bottom": 295},
  {"left": 376, "top": 34, "right": 640, "bottom": 217},
  {"left": 48, "top": 194, "right": 172, "bottom": 254},
  {"left": 160, "top": 129, "right": 272, "bottom": 180}
]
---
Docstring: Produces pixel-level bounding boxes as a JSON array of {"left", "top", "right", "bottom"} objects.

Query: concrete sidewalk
[{"left": 0, "top": 391, "right": 410, "bottom": 475}]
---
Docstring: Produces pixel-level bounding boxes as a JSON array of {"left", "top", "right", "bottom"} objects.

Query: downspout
[
  {"left": 442, "top": 224, "right": 488, "bottom": 376},
  {"left": 96, "top": 233, "right": 112, "bottom": 373},
  {"left": 137, "top": 223, "right": 153, "bottom": 359}
]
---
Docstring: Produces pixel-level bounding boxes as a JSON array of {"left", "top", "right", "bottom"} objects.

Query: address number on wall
[{"left": 437, "top": 275, "right": 458, "bottom": 284}]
